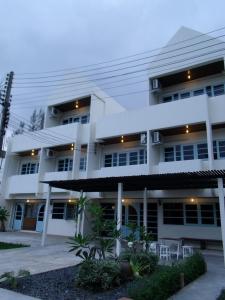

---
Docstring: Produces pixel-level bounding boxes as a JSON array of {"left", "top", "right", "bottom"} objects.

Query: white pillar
[
  {"left": 143, "top": 188, "right": 147, "bottom": 229},
  {"left": 217, "top": 178, "right": 225, "bottom": 265},
  {"left": 116, "top": 182, "right": 123, "bottom": 257},
  {"left": 41, "top": 185, "right": 52, "bottom": 247}
]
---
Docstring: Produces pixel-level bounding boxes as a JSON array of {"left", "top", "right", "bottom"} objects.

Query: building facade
[{"left": 2, "top": 27, "right": 225, "bottom": 248}]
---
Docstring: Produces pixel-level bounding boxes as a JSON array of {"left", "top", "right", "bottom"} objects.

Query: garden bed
[
  {"left": 0, "top": 242, "right": 29, "bottom": 250},
  {"left": 0, "top": 265, "right": 129, "bottom": 300}
]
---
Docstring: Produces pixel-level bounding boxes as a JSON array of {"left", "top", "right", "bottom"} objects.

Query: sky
[{"left": 0, "top": 0, "right": 225, "bottom": 123}]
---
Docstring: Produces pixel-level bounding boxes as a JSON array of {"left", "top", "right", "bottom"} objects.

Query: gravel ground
[{"left": 0, "top": 265, "right": 129, "bottom": 300}]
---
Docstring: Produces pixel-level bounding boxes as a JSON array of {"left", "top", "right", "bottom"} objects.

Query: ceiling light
[
  {"left": 68, "top": 199, "right": 72, "bottom": 203},
  {"left": 122, "top": 198, "right": 125, "bottom": 203},
  {"left": 31, "top": 149, "right": 35, "bottom": 156},
  {"left": 26, "top": 199, "right": 30, "bottom": 203},
  {"left": 121, "top": 135, "right": 124, "bottom": 143},
  {"left": 190, "top": 198, "right": 195, "bottom": 203},
  {"left": 71, "top": 143, "right": 74, "bottom": 151},
  {"left": 186, "top": 125, "right": 189, "bottom": 129},
  {"left": 187, "top": 70, "right": 191, "bottom": 80},
  {"left": 186, "top": 128, "right": 189, "bottom": 134},
  {"left": 75, "top": 101, "right": 79, "bottom": 109}
]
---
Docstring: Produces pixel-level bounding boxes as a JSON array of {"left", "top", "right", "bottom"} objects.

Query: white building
[{"left": 2, "top": 27, "right": 225, "bottom": 255}]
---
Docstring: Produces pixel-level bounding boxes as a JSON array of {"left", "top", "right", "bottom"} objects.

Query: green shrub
[
  {"left": 119, "top": 250, "right": 158, "bottom": 276},
  {"left": 217, "top": 289, "right": 225, "bottom": 300},
  {"left": 76, "top": 259, "right": 121, "bottom": 291},
  {"left": 128, "top": 253, "right": 206, "bottom": 300}
]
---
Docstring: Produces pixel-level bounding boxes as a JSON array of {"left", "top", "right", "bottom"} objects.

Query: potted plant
[{"left": 0, "top": 206, "right": 9, "bottom": 232}]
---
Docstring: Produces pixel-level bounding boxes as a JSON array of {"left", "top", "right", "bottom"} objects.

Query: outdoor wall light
[
  {"left": 187, "top": 70, "right": 191, "bottom": 80},
  {"left": 75, "top": 101, "right": 79, "bottom": 109},
  {"left": 185, "top": 125, "right": 189, "bottom": 134},
  {"left": 121, "top": 135, "right": 124, "bottom": 143},
  {"left": 190, "top": 198, "right": 195, "bottom": 203},
  {"left": 31, "top": 149, "right": 35, "bottom": 156},
  {"left": 122, "top": 198, "right": 125, "bottom": 203},
  {"left": 71, "top": 143, "right": 74, "bottom": 151},
  {"left": 26, "top": 199, "right": 30, "bottom": 203}
]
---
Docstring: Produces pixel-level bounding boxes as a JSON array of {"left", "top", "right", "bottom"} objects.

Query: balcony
[
  {"left": 7, "top": 174, "right": 39, "bottom": 195},
  {"left": 157, "top": 159, "right": 204, "bottom": 174},
  {"left": 91, "top": 164, "right": 149, "bottom": 178},
  {"left": 43, "top": 171, "right": 72, "bottom": 193}
]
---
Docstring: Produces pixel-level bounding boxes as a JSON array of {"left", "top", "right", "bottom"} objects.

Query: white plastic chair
[
  {"left": 169, "top": 242, "right": 181, "bottom": 260},
  {"left": 149, "top": 241, "right": 158, "bottom": 255},
  {"left": 160, "top": 244, "right": 170, "bottom": 260},
  {"left": 182, "top": 245, "right": 193, "bottom": 258}
]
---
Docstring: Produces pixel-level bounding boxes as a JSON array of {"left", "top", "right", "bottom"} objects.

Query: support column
[
  {"left": 41, "top": 185, "right": 52, "bottom": 247},
  {"left": 143, "top": 188, "right": 147, "bottom": 229},
  {"left": 217, "top": 178, "right": 225, "bottom": 265},
  {"left": 116, "top": 182, "right": 123, "bottom": 257},
  {"left": 206, "top": 120, "right": 214, "bottom": 170}
]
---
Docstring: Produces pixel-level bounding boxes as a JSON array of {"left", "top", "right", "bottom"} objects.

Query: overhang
[{"left": 42, "top": 170, "right": 225, "bottom": 192}]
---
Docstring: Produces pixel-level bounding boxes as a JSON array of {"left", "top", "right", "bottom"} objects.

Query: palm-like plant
[{"left": 0, "top": 206, "right": 9, "bottom": 232}]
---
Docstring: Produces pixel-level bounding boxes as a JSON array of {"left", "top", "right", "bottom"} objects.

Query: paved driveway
[{"left": 0, "top": 232, "right": 80, "bottom": 276}]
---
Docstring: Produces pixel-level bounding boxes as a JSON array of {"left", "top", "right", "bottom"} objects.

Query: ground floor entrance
[{"left": 13, "top": 202, "right": 45, "bottom": 232}]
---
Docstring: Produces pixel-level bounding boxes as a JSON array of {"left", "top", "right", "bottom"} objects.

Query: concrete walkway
[
  {"left": 0, "top": 288, "right": 40, "bottom": 300},
  {"left": 0, "top": 232, "right": 80, "bottom": 275},
  {"left": 171, "top": 253, "right": 225, "bottom": 300}
]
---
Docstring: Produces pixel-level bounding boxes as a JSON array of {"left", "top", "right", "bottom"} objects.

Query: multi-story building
[{"left": 2, "top": 27, "right": 225, "bottom": 253}]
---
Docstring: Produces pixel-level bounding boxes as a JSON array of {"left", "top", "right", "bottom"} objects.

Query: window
[
  {"left": 185, "top": 204, "right": 198, "bottom": 224},
  {"left": 57, "top": 158, "right": 73, "bottom": 172},
  {"left": 79, "top": 156, "right": 87, "bottom": 171},
  {"left": 206, "top": 86, "right": 212, "bottom": 97},
  {"left": 213, "top": 141, "right": 218, "bottom": 159},
  {"left": 20, "top": 162, "right": 39, "bottom": 175},
  {"left": 173, "top": 93, "right": 179, "bottom": 101},
  {"left": 218, "top": 141, "right": 225, "bottom": 158},
  {"left": 213, "top": 84, "right": 224, "bottom": 96},
  {"left": 216, "top": 203, "right": 221, "bottom": 227},
  {"left": 112, "top": 153, "right": 118, "bottom": 166},
  {"left": 197, "top": 143, "right": 208, "bottom": 159},
  {"left": 165, "top": 147, "right": 174, "bottom": 162},
  {"left": 183, "top": 145, "right": 194, "bottom": 160},
  {"left": 163, "top": 203, "right": 184, "bottom": 225},
  {"left": 52, "top": 203, "right": 65, "bottom": 219},
  {"left": 65, "top": 203, "right": 77, "bottom": 220},
  {"left": 193, "top": 89, "right": 204, "bottom": 96},
  {"left": 180, "top": 92, "right": 190, "bottom": 99},
  {"left": 175, "top": 145, "right": 181, "bottom": 161},
  {"left": 73, "top": 117, "right": 80, "bottom": 123},
  {"left": 118, "top": 153, "right": 127, "bottom": 166},
  {"left": 81, "top": 115, "right": 90, "bottom": 124},
  {"left": 129, "top": 151, "right": 138, "bottom": 165},
  {"left": 139, "top": 149, "right": 147, "bottom": 164},
  {"left": 163, "top": 96, "right": 172, "bottom": 103},
  {"left": 200, "top": 204, "right": 215, "bottom": 225},
  {"left": 104, "top": 154, "right": 112, "bottom": 167}
]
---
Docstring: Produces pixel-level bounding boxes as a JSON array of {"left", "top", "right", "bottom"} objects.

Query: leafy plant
[
  {"left": 0, "top": 206, "right": 9, "bottom": 232},
  {"left": 0, "top": 269, "right": 30, "bottom": 288},
  {"left": 217, "top": 289, "right": 225, "bottom": 300},
  {"left": 76, "top": 260, "right": 121, "bottom": 291},
  {"left": 128, "top": 253, "right": 206, "bottom": 300}
]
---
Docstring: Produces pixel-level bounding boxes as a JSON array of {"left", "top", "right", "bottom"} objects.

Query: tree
[
  {"left": 0, "top": 206, "right": 9, "bottom": 232},
  {"left": 28, "top": 108, "right": 44, "bottom": 132},
  {"left": 13, "top": 121, "right": 25, "bottom": 136}
]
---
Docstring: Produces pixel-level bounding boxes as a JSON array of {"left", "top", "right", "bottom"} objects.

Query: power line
[{"left": 15, "top": 25, "right": 225, "bottom": 76}]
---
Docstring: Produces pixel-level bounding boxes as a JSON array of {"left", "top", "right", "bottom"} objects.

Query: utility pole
[{"left": 0, "top": 71, "right": 14, "bottom": 158}]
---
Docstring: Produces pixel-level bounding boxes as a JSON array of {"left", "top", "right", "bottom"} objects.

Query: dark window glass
[
  {"left": 163, "top": 203, "right": 184, "bottom": 225},
  {"left": 163, "top": 96, "right": 172, "bottom": 103},
  {"left": 216, "top": 203, "right": 221, "bottom": 227},
  {"left": 73, "top": 117, "right": 80, "bottom": 123},
  {"left": 79, "top": 157, "right": 87, "bottom": 171},
  {"left": 173, "top": 93, "right": 179, "bottom": 100},
  {"left": 197, "top": 143, "right": 208, "bottom": 159},
  {"left": 213, "top": 84, "right": 224, "bottom": 96},
  {"left": 52, "top": 203, "right": 65, "bottom": 219},
  {"left": 185, "top": 204, "right": 198, "bottom": 224},
  {"left": 112, "top": 153, "right": 117, "bottom": 167},
  {"left": 180, "top": 92, "right": 190, "bottom": 99},
  {"left": 213, "top": 141, "right": 218, "bottom": 159},
  {"left": 206, "top": 86, "right": 212, "bottom": 97},
  {"left": 20, "top": 162, "right": 38, "bottom": 175},
  {"left": 119, "top": 153, "right": 127, "bottom": 166},
  {"left": 104, "top": 154, "right": 112, "bottom": 167},
  {"left": 139, "top": 149, "right": 145, "bottom": 164},
  {"left": 183, "top": 145, "right": 194, "bottom": 160},
  {"left": 63, "top": 119, "right": 69, "bottom": 125},
  {"left": 219, "top": 141, "right": 225, "bottom": 158},
  {"left": 129, "top": 152, "right": 138, "bottom": 165},
  {"left": 165, "top": 147, "right": 174, "bottom": 162},
  {"left": 57, "top": 158, "right": 73, "bottom": 172},
  {"left": 193, "top": 89, "right": 204, "bottom": 96},
  {"left": 65, "top": 203, "right": 77, "bottom": 220},
  {"left": 81, "top": 115, "right": 90, "bottom": 124},
  {"left": 200, "top": 204, "right": 215, "bottom": 225},
  {"left": 175, "top": 145, "right": 181, "bottom": 161}
]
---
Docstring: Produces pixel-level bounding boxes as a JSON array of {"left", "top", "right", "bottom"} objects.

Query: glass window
[
  {"left": 183, "top": 145, "right": 194, "bottom": 160},
  {"left": 52, "top": 203, "right": 65, "bottom": 219},
  {"left": 81, "top": 115, "right": 90, "bottom": 124},
  {"left": 218, "top": 141, "right": 225, "bottom": 158},
  {"left": 104, "top": 154, "right": 112, "bottom": 167},
  {"left": 213, "top": 84, "right": 224, "bottom": 96},
  {"left": 57, "top": 158, "right": 73, "bottom": 172},
  {"left": 65, "top": 203, "right": 77, "bottom": 220},
  {"left": 206, "top": 86, "right": 212, "bottom": 97},
  {"left": 129, "top": 152, "right": 138, "bottom": 165},
  {"left": 163, "top": 203, "right": 184, "bottom": 225},
  {"left": 62, "top": 119, "right": 69, "bottom": 125},
  {"left": 73, "top": 117, "right": 80, "bottom": 123},
  {"left": 165, "top": 147, "right": 174, "bottom": 162},
  {"left": 112, "top": 153, "right": 117, "bottom": 166},
  {"left": 139, "top": 149, "right": 147, "bottom": 164},
  {"left": 185, "top": 204, "right": 198, "bottom": 224},
  {"left": 180, "top": 92, "right": 190, "bottom": 99},
  {"left": 79, "top": 156, "right": 87, "bottom": 171},
  {"left": 213, "top": 140, "right": 218, "bottom": 159},
  {"left": 119, "top": 153, "right": 127, "bottom": 166},
  {"left": 200, "top": 204, "right": 215, "bottom": 225},
  {"left": 163, "top": 96, "right": 172, "bottom": 103},
  {"left": 175, "top": 145, "right": 181, "bottom": 161},
  {"left": 215, "top": 203, "right": 221, "bottom": 227},
  {"left": 20, "top": 162, "right": 38, "bottom": 175},
  {"left": 197, "top": 143, "right": 208, "bottom": 159},
  {"left": 193, "top": 89, "right": 204, "bottom": 96},
  {"left": 173, "top": 93, "right": 179, "bottom": 101}
]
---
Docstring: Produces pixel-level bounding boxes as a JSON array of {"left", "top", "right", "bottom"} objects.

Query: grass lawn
[{"left": 0, "top": 242, "right": 29, "bottom": 250}]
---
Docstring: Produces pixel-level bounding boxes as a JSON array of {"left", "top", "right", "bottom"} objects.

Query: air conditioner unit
[
  {"left": 152, "top": 131, "right": 162, "bottom": 144},
  {"left": 46, "top": 149, "right": 55, "bottom": 158},
  {"left": 151, "top": 78, "right": 160, "bottom": 91},
  {"left": 49, "top": 107, "right": 60, "bottom": 118},
  {"left": 140, "top": 133, "right": 147, "bottom": 145}
]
